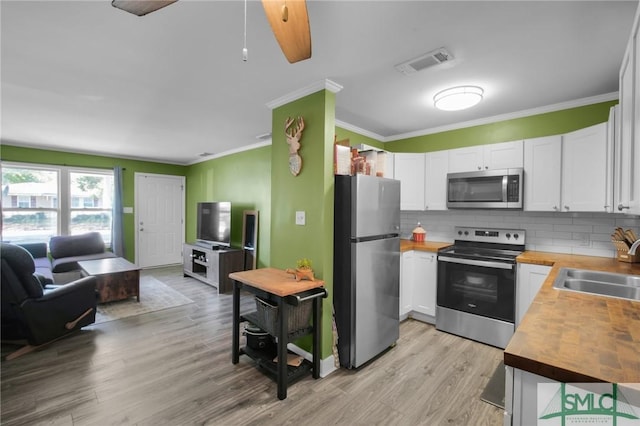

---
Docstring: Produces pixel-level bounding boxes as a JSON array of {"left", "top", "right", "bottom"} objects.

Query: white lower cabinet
[
  {"left": 516, "top": 263, "right": 551, "bottom": 327},
  {"left": 505, "top": 366, "right": 559, "bottom": 426},
  {"left": 400, "top": 250, "right": 437, "bottom": 323},
  {"left": 413, "top": 251, "right": 437, "bottom": 318},
  {"left": 400, "top": 251, "right": 414, "bottom": 319}
]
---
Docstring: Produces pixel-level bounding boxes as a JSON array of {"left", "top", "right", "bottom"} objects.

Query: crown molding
[
  {"left": 383, "top": 92, "right": 619, "bottom": 142},
  {"left": 186, "top": 139, "right": 272, "bottom": 165},
  {"left": 335, "top": 119, "right": 385, "bottom": 141},
  {"left": 266, "top": 79, "right": 343, "bottom": 110}
]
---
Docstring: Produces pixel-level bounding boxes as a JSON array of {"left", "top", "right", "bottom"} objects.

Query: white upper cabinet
[
  {"left": 394, "top": 153, "right": 426, "bottom": 211},
  {"left": 448, "top": 140, "right": 523, "bottom": 173},
  {"left": 616, "top": 4, "right": 640, "bottom": 215},
  {"left": 448, "top": 146, "right": 484, "bottom": 173},
  {"left": 424, "top": 150, "right": 449, "bottom": 210},
  {"left": 523, "top": 135, "right": 562, "bottom": 211},
  {"left": 561, "top": 122, "right": 610, "bottom": 212}
]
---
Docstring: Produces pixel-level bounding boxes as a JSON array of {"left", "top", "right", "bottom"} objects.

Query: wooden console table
[{"left": 230, "top": 268, "right": 326, "bottom": 400}]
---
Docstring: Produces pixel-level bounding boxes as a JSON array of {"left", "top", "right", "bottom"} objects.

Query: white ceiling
[{"left": 1, "top": 1, "right": 638, "bottom": 165}]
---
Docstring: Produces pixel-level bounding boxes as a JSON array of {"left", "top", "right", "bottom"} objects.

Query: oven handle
[{"left": 438, "top": 256, "right": 514, "bottom": 270}]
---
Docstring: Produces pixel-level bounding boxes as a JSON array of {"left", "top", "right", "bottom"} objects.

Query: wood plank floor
[{"left": 1, "top": 266, "right": 503, "bottom": 425}]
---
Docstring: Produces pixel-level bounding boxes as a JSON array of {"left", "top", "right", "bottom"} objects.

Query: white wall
[{"left": 401, "top": 210, "right": 640, "bottom": 258}]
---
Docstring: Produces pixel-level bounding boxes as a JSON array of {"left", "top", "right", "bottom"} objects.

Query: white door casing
[{"left": 135, "top": 173, "right": 185, "bottom": 268}]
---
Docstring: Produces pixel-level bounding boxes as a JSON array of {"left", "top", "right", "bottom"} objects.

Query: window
[{"left": 1, "top": 163, "right": 114, "bottom": 245}]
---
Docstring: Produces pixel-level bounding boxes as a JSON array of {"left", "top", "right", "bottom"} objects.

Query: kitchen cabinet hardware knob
[
  {"left": 553, "top": 206, "right": 558, "bottom": 211},
  {"left": 564, "top": 205, "right": 569, "bottom": 210},
  {"left": 485, "top": 166, "right": 488, "bottom": 170},
  {"left": 140, "top": 228, "right": 144, "bottom": 231},
  {"left": 618, "top": 204, "right": 630, "bottom": 211},
  {"left": 477, "top": 166, "right": 482, "bottom": 170},
  {"left": 425, "top": 205, "right": 429, "bottom": 210}
]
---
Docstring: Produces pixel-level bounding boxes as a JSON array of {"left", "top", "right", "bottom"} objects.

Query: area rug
[
  {"left": 480, "top": 360, "right": 506, "bottom": 409},
  {"left": 94, "top": 276, "right": 194, "bottom": 324}
]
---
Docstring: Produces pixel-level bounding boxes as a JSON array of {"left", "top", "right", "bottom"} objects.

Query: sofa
[
  {"left": 18, "top": 232, "right": 117, "bottom": 281},
  {"left": 49, "top": 232, "right": 117, "bottom": 273}
]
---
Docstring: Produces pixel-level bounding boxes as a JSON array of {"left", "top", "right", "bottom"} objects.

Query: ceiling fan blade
[
  {"left": 111, "top": 0, "right": 178, "bottom": 17},
  {"left": 261, "top": 0, "right": 311, "bottom": 64}
]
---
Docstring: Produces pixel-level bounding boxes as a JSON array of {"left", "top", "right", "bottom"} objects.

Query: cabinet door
[
  {"left": 484, "top": 140, "right": 524, "bottom": 170},
  {"left": 400, "top": 251, "right": 414, "bottom": 317},
  {"left": 561, "top": 122, "right": 609, "bottom": 212},
  {"left": 394, "top": 153, "right": 426, "bottom": 210},
  {"left": 413, "top": 252, "right": 437, "bottom": 318},
  {"left": 632, "top": 10, "right": 640, "bottom": 215},
  {"left": 618, "top": 42, "right": 637, "bottom": 214},
  {"left": 516, "top": 264, "right": 551, "bottom": 327},
  {"left": 523, "top": 136, "right": 562, "bottom": 211},
  {"left": 424, "top": 151, "right": 448, "bottom": 210},
  {"left": 448, "top": 146, "right": 484, "bottom": 173}
]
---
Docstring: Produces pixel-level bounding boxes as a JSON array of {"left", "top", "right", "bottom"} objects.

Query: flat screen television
[{"left": 196, "top": 201, "right": 231, "bottom": 248}]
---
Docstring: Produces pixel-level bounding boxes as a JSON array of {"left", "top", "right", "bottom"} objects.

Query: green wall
[
  {"left": 185, "top": 146, "right": 272, "bottom": 267},
  {"left": 0, "top": 145, "right": 185, "bottom": 262},
  {"left": 385, "top": 100, "right": 616, "bottom": 152},
  {"left": 335, "top": 126, "right": 385, "bottom": 150},
  {"left": 270, "top": 90, "right": 336, "bottom": 359}
]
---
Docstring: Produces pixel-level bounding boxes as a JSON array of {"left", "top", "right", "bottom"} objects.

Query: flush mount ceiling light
[{"left": 434, "top": 86, "right": 484, "bottom": 111}]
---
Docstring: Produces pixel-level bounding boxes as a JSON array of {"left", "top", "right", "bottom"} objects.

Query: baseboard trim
[{"left": 287, "top": 343, "right": 338, "bottom": 378}]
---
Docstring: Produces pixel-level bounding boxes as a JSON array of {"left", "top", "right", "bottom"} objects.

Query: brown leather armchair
[{"left": 1, "top": 243, "right": 98, "bottom": 360}]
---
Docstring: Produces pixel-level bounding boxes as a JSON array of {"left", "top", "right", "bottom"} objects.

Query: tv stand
[{"left": 183, "top": 243, "right": 244, "bottom": 293}]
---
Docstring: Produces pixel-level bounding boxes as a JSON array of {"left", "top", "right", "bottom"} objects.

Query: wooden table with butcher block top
[
  {"left": 229, "top": 267, "right": 326, "bottom": 400},
  {"left": 79, "top": 257, "right": 141, "bottom": 303}
]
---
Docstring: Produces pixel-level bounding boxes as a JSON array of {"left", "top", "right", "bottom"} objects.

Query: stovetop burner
[{"left": 440, "top": 226, "right": 526, "bottom": 263}]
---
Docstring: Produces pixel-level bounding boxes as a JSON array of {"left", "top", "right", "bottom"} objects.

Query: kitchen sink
[{"left": 552, "top": 268, "right": 640, "bottom": 301}]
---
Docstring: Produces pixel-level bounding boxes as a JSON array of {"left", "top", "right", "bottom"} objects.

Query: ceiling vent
[
  {"left": 256, "top": 132, "right": 272, "bottom": 141},
  {"left": 395, "top": 47, "right": 453, "bottom": 75}
]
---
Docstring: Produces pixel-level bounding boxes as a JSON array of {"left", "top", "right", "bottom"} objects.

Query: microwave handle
[
  {"left": 438, "top": 256, "right": 514, "bottom": 270},
  {"left": 502, "top": 175, "right": 508, "bottom": 203}
]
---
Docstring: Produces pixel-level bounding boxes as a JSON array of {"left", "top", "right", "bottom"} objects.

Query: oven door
[{"left": 437, "top": 256, "right": 515, "bottom": 323}]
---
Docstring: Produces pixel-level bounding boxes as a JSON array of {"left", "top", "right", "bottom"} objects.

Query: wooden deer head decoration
[{"left": 285, "top": 116, "right": 305, "bottom": 176}]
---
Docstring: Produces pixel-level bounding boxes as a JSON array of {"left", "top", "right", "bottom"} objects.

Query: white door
[
  {"left": 561, "top": 123, "right": 608, "bottom": 212},
  {"left": 413, "top": 252, "right": 436, "bottom": 317},
  {"left": 424, "top": 150, "right": 448, "bottom": 210},
  {"left": 484, "top": 140, "right": 524, "bottom": 169},
  {"left": 523, "top": 135, "right": 562, "bottom": 211},
  {"left": 448, "top": 146, "right": 484, "bottom": 173},
  {"left": 135, "top": 173, "right": 185, "bottom": 268},
  {"left": 394, "top": 153, "right": 426, "bottom": 210}
]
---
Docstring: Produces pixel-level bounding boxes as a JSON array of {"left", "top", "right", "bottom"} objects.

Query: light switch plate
[
  {"left": 295, "top": 211, "right": 306, "bottom": 225},
  {"left": 123, "top": 206, "right": 134, "bottom": 214}
]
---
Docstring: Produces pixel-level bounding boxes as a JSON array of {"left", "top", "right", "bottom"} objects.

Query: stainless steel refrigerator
[{"left": 334, "top": 174, "right": 401, "bottom": 369}]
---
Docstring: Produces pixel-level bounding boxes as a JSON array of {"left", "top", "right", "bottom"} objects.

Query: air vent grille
[{"left": 395, "top": 47, "right": 453, "bottom": 75}]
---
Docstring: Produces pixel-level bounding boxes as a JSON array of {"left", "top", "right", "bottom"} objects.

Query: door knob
[{"left": 140, "top": 228, "right": 144, "bottom": 231}]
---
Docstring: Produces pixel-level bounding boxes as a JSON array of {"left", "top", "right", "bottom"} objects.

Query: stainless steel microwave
[{"left": 446, "top": 168, "right": 523, "bottom": 209}]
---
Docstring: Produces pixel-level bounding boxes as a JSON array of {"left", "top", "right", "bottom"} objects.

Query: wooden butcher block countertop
[
  {"left": 400, "top": 239, "right": 452, "bottom": 253},
  {"left": 506, "top": 251, "right": 640, "bottom": 383}
]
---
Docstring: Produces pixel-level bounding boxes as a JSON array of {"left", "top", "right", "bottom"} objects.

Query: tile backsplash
[{"left": 401, "top": 210, "right": 640, "bottom": 258}]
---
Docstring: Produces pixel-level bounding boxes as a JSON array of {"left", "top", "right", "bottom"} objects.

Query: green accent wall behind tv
[{"left": 185, "top": 146, "right": 272, "bottom": 267}]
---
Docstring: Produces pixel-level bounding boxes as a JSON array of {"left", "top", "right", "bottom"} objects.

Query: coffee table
[{"left": 78, "top": 257, "right": 141, "bottom": 303}]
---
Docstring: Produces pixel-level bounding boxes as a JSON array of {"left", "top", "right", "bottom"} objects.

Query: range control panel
[{"left": 454, "top": 226, "right": 526, "bottom": 245}]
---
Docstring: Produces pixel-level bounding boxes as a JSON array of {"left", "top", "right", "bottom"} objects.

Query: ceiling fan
[{"left": 111, "top": 0, "right": 312, "bottom": 63}]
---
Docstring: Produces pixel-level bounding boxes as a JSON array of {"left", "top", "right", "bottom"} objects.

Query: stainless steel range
[{"left": 436, "top": 226, "right": 525, "bottom": 349}]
